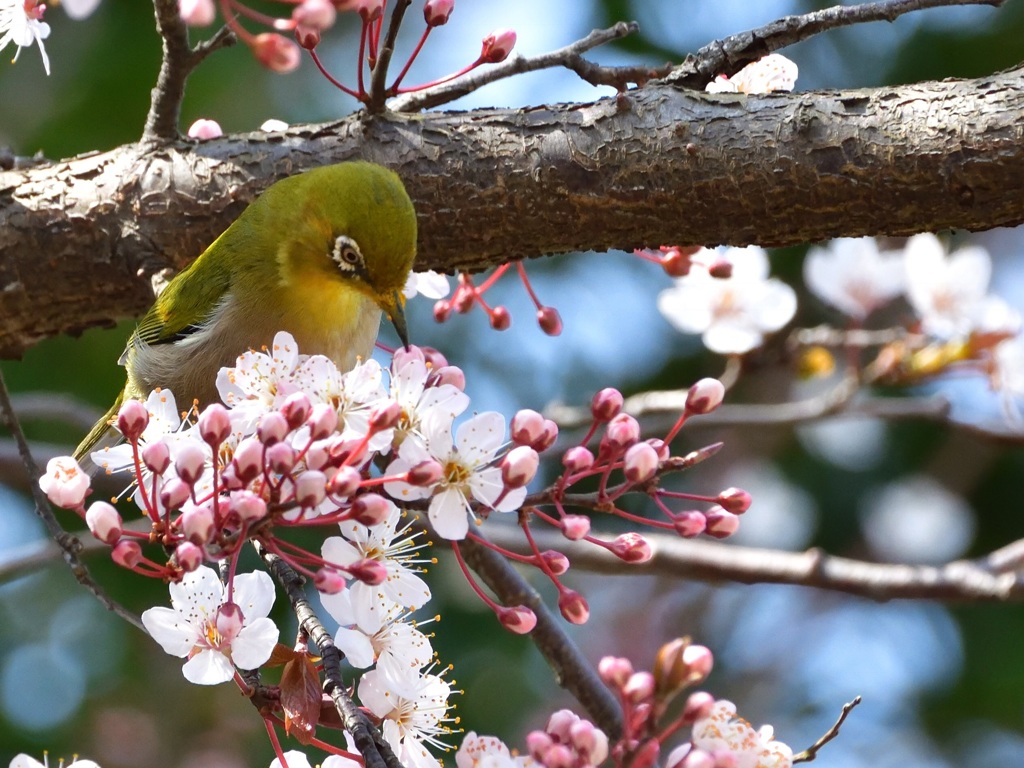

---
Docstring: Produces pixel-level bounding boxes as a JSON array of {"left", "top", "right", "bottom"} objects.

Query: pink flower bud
[
  {"left": 116, "top": 399, "right": 149, "bottom": 442},
  {"left": 231, "top": 490, "right": 268, "bottom": 523},
  {"left": 546, "top": 709, "right": 579, "bottom": 741},
  {"left": 187, "top": 118, "right": 222, "bottom": 139},
  {"left": 293, "top": 0, "right": 336, "bottom": 29},
  {"left": 159, "top": 477, "right": 191, "bottom": 512},
  {"left": 429, "top": 365, "right": 466, "bottom": 390},
  {"left": 673, "top": 511, "right": 707, "bottom": 538},
  {"left": 685, "top": 378, "right": 725, "bottom": 415},
  {"left": 682, "top": 644, "right": 714, "bottom": 682},
  {"left": 490, "top": 305, "right": 511, "bottom": 330},
  {"left": 407, "top": 459, "right": 444, "bottom": 487},
  {"left": 85, "top": 501, "right": 122, "bottom": 544},
  {"left": 558, "top": 589, "right": 589, "bottom": 624},
  {"left": 175, "top": 541, "right": 203, "bottom": 572},
  {"left": 329, "top": 465, "right": 363, "bottom": 498},
  {"left": 350, "top": 493, "right": 392, "bottom": 526},
  {"left": 39, "top": 456, "right": 90, "bottom": 509},
  {"left": 423, "top": 0, "right": 453, "bottom": 26},
  {"left": 537, "top": 306, "right": 563, "bottom": 336},
  {"left": 598, "top": 656, "right": 634, "bottom": 689},
  {"left": 308, "top": 403, "right": 337, "bottom": 441},
  {"left": 624, "top": 442, "right": 659, "bottom": 483},
  {"left": 338, "top": 0, "right": 383, "bottom": 22},
  {"left": 717, "top": 487, "right": 751, "bottom": 514},
  {"left": 392, "top": 344, "right": 425, "bottom": 371},
  {"left": 265, "top": 442, "right": 296, "bottom": 475},
  {"left": 710, "top": 751, "right": 737, "bottom": 768},
  {"left": 562, "top": 446, "right": 594, "bottom": 473},
  {"left": 305, "top": 441, "right": 329, "bottom": 470},
  {"left": 606, "top": 413, "right": 640, "bottom": 449},
  {"left": 480, "top": 28, "right": 516, "bottom": 63},
  {"left": 623, "top": 671, "right": 655, "bottom": 704},
  {"left": 708, "top": 258, "right": 733, "bottom": 279},
  {"left": 179, "top": 0, "right": 215, "bottom": 26},
  {"left": 281, "top": 392, "right": 312, "bottom": 430},
  {"left": 498, "top": 605, "right": 537, "bottom": 634},
  {"left": 330, "top": 437, "right": 367, "bottom": 467},
  {"left": 535, "top": 419, "right": 558, "bottom": 452},
  {"left": 315, "top": 568, "right": 346, "bottom": 594},
  {"left": 232, "top": 437, "right": 264, "bottom": 482},
  {"left": 198, "top": 403, "right": 231, "bottom": 446},
  {"left": 591, "top": 388, "right": 624, "bottom": 421},
  {"left": 539, "top": 549, "right": 569, "bottom": 575},
  {"left": 502, "top": 445, "right": 539, "bottom": 489},
  {"left": 682, "top": 691, "right": 716, "bottom": 722},
  {"left": 704, "top": 507, "right": 739, "bottom": 538},
  {"left": 258, "top": 412, "right": 289, "bottom": 445},
  {"left": 295, "top": 23, "right": 321, "bottom": 50},
  {"left": 142, "top": 440, "right": 171, "bottom": 475},
  {"left": 296, "top": 470, "right": 327, "bottom": 508},
  {"left": 647, "top": 438, "right": 670, "bottom": 461},
  {"left": 349, "top": 558, "right": 388, "bottom": 585},
  {"left": 252, "top": 32, "right": 301, "bottom": 73},
  {"left": 216, "top": 601, "right": 245, "bottom": 644},
  {"left": 174, "top": 443, "right": 207, "bottom": 486},
  {"left": 526, "top": 731, "right": 554, "bottom": 761},
  {"left": 660, "top": 246, "right": 698, "bottom": 277},
  {"left": 609, "top": 532, "right": 652, "bottom": 563},
  {"left": 543, "top": 744, "right": 574, "bottom": 768},
  {"left": 369, "top": 400, "right": 402, "bottom": 431},
  {"left": 181, "top": 501, "right": 215, "bottom": 544},
  {"left": 433, "top": 299, "right": 453, "bottom": 322},
  {"left": 511, "top": 408, "right": 545, "bottom": 446},
  {"left": 561, "top": 514, "right": 590, "bottom": 540},
  {"left": 111, "top": 540, "right": 142, "bottom": 569}
]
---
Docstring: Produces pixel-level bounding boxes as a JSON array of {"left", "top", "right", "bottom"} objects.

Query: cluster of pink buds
[
  {"left": 599, "top": 639, "right": 716, "bottom": 768},
  {"left": 527, "top": 710, "right": 610, "bottom": 768},
  {"left": 634, "top": 246, "right": 734, "bottom": 279},
  {"left": 434, "top": 262, "right": 563, "bottom": 335}
]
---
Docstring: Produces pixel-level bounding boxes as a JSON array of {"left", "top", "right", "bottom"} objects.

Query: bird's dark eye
[{"left": 331, "top": 235, "right": 364, "bottom": 273}]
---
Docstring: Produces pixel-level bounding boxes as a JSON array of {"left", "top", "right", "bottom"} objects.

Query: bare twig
[
  {"left": 0, "top": 370, "right": 144, "bottom": 631},
  {"left": 368, "top": 0, "right": 413, "bottom": 113},
  {"left": 256, "top": 542, "right": 403, "bottom": 768},
  {"left": 481, "top": 524, "right": 1024, "bottom": 602},
  {"left": 794, "top": 697, "right": 863, "bottom": 763},
  {"left": 457, "top": 535, "right": 625, "bottom": 739},
  {"left": 144, "top": 0, "right": 235, "bottom": 145},
  {"left": 665, "top": 0, "right": 1005, "bottom": 88},
  {"left": 390, "top": 22, "right": 664, "bottom": 112}
]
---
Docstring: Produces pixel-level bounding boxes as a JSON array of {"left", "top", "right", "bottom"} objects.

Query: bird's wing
[{"left": 119, "top": 254, "right": 234, "bottom": 363}]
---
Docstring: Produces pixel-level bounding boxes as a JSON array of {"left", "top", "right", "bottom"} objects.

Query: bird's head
[{"left": 262, "top": 161, "right": 418, "bottom": 346}]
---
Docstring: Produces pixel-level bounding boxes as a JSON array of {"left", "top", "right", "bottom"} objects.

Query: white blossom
[
  {"left": 705, "top": 54, "right": 797, "bottom": 95},
  {"left": 804, "top": 237, "right": 904, "bottom": 320},
  {"left": 0, "top": 0, "right": 50, "bottom": 74},
  {"left": 691, "top": 700, "right": 792, "bottom": 768}
]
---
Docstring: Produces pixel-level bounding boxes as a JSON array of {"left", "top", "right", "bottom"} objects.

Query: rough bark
[{"left": 2, "top": 65, "right": 1023, "bottom": 357}]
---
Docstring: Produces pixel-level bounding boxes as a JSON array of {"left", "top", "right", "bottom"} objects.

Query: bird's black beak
[{"left": 386, "top": 289, "right": 410, "bottom": 349}]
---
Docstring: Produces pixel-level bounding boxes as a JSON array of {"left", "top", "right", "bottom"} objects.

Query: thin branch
[
  {"left": 0, "top": 370, "right": 144, "bottom": 631},
  {"left": 144, "top": 0, "right": 235, "bottom": 145},
  {"left": 457, "top": 534, "right": 624, "bottom": 740},
  {"left": 481, "top": 524, "right": 1024, "bottom": 602},
  {"left": 665, "top": 0, "right": 1005, "bottom": 87},
  {"left": 256, "top": 542, "right": 403, "bottom": 768},
  {"left": 368, "top": 0, "right": 413, "bottom": 113},
  {"left": 794, "top": 697, "right": 862, "bottom": 763},
  {"left": 390, "top": 22, "right": 663, "bottom": 112}
]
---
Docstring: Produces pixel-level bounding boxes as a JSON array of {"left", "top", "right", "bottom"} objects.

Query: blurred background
[{"left": 2, "top": 1, "right": 1024, "bottom": 766}]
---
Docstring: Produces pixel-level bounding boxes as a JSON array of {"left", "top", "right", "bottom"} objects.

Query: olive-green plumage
[{"left": 75, "top": 161, "right": 417, "bottom": 463}]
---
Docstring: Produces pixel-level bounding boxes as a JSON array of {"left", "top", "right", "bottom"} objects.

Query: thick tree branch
[
  {"left": 483, "top": 525, "right": 1024, "bottom": 602},
  {"left": 3, "top": 66, "right": 1024, "bottom": 356}
]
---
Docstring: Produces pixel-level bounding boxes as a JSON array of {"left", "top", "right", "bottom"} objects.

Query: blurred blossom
[
  {"left": 404, "top": 270, "right": 451, "bottom": 300},
  {"left": 803, "top": 237, "right": 905, "bottom": 320},
  {"left": 903, "top": 233, "right": 1018, "bottom": 338},
  {"left": 705, "top": 53, "right": 798, "bottom": 94},
  {"left": 860, "top": 475, "right": 975, "bottom": 564},
  {"left": 796, "top": 416, "right": 887, "bottom": 471},
  {"left": 725, "top": 462, "right": 817, "bottom": 550},
  {"left": 62, "top": 0, "right": 103, "bottom": 19},
  {"left": 992, "top": 335, "right": 1024, "bottom": 423},
  {"left": 657, "top": 246, "right": 797, "bottom": 354}
]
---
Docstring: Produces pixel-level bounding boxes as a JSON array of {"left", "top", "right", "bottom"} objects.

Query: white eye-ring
[{"left": 332, "top": 235, "right": 363, "bottom": 272}]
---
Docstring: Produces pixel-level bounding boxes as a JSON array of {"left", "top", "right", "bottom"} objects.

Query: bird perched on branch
[{"left": 75, "top": 161, "right": 417, "bottom": 463}]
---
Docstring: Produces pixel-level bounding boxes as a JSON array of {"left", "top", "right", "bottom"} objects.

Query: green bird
[{"left": 75, "top": 161, "right": 417, "bottom": 463}]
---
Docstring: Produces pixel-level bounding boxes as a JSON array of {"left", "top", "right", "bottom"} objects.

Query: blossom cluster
[{"left": 454, "top": 640, "right": 793, "bottom": 768}]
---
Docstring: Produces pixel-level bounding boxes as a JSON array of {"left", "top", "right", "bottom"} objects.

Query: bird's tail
[{"left": 74, "top": 389, "right": 124, "bottom": 474}]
